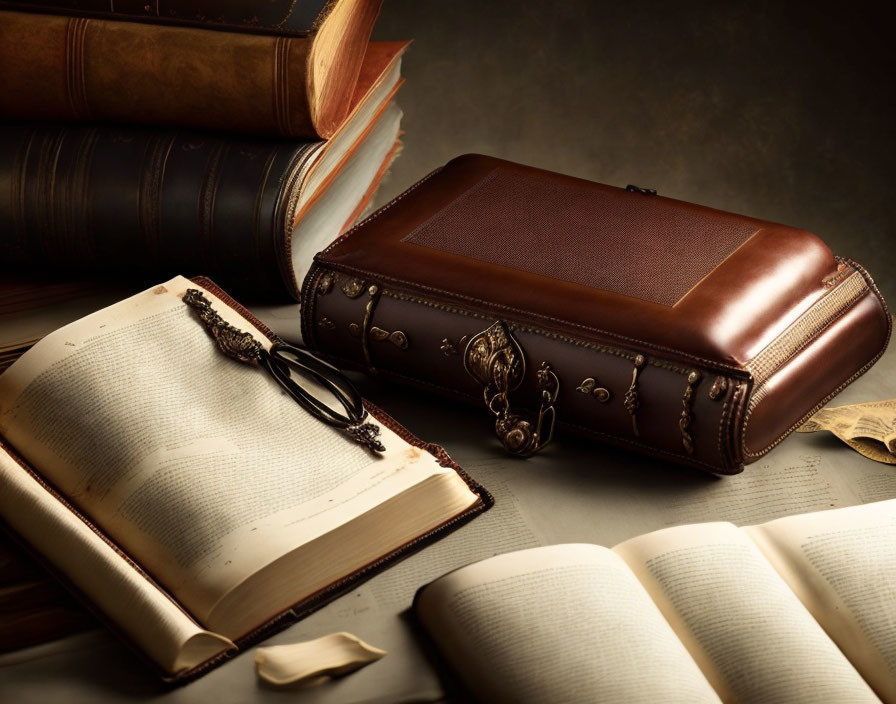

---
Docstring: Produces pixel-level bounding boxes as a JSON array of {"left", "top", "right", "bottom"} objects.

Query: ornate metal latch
[{"left": 463, "top": 321, "right": 559, "bottom": 457}]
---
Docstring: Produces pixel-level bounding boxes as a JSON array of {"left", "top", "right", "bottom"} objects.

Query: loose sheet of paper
[{"left": 799, "top": 399, "right": 896, "bottom": 464}]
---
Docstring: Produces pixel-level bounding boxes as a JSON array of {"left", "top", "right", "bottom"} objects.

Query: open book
[
  {"left": 0, "top": 276, "right": 490, "bottom": 682},
  {"left": 416, "top": 499, "right": 896, "bottom": 703}
]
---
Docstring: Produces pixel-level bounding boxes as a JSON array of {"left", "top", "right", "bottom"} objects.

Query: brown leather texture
[
  {"left": 0, "top": 0, "right": 330, "bottom": 34},
  {"left": 0, "top": 4, "right": 381, "bottom": 138},
  {"left": 300, "top": 154, "right": 892, "bottom": 474},
  {"left": 0, "top": 122, "right": 320, "bottom": 300}
]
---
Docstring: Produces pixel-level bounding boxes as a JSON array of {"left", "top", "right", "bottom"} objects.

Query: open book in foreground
[
  {"left": 416, "top": 499, "right": 896, "bottom": 703},
  {"left": 0, "top": 276, "right": 491, "bottom": 682}
]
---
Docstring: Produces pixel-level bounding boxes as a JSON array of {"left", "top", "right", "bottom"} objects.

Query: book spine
[
  {"left": 0, "top": 123, "right": 318, "bottom": 299},
  {"left": 0, "top": 9, "right": 319, "bottom": 137},
  {"left": 0, "top": 0, "right": 330, "bottom": 34},
  {"left": 300, "top": 261, "right": 750, "bottom": 474}
]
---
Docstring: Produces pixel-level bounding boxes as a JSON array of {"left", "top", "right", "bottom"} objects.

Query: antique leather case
[{"left": 300, "top": 154, "right": 891, "bottom": 473}]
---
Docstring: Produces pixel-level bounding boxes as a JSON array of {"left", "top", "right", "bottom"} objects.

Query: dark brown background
[{"left": 373, "top": 1, "right": 895, "bottom": 306}]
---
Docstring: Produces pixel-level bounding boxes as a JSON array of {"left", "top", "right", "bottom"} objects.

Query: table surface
[{"left": 1, "top": 308, "right": 894, "bottom": 703}]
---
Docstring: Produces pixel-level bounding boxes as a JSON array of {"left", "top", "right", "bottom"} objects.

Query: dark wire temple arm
[{"left": 182, "top": 288, "right": 385, "bottom": 453}]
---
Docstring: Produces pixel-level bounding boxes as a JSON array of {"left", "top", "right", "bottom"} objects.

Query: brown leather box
[{"left": 300, "top": 154, "right": 891, "bottom": 474}]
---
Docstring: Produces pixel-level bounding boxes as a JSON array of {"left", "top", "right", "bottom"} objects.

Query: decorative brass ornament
[
  {"left": 370, "top": 327, "right": 409, "bottom": 349},
  {"left": 624, "top": 354, "right": 646, "bottom": 436},
  {"left": 183, "top": 288, "right": 263, "bottom": 364},
  {"left": 680, "top": 370, "right": 702, "bottom": 455},
  {"left": 463, "top": 321, "right": 559, "bottom": 457},
  {"left": 317, "top": 317, "right": 336, "bottom": 330},
  {"left": 348, "top": 323, "right": 361, "bottom": 337},
  {"left": 341, "top": 278, "right": 365, "bottom": 298},
  {"left": 317, "top": 273, "right": 334, "bottom": 295},
  {"left": 708, "top": 375, "right": 728, "bottom": 400},
  {"left": 440, "top": 334, "right": 469, "bottom": 356},
  {"left": 360, "top": 285, "right": 380, "bottom": 372},
  {"left": 576, "top": 377, "right": 611, "bottom": 403},
  {"left": 464, "top": 321, "right": 526, "bottom": 393}
]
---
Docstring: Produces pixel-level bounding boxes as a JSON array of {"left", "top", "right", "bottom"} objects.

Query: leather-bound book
[
  {"left": 0, "top": 41, "right": 407, "bottom": 300},
  {"left": 0, "top": 0, "right": 384, "bottom": 138},
  {"left": 300, "top": 154, "right": 892, "bottom": 474},
  {"left": 0, "top": 275, "right": 491, "bottom": 681}
]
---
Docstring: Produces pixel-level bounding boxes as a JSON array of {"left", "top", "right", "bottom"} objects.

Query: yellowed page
[
  {"left": 416, "top": 544, "right": 722, "bottom": 704},
  {"left": 0, "top": 276, "right": 472, "bottom": 633},
  {"left": 0, "top": 447, "right": 232, "bottom": 675},
  {"left": 746, "top": 500, "right": 896, "bottom": 703},
  {"left": 614, "top": 523, "right": 879, "bottom": 703},
  {"left": 799, "top": 400, "right": 896, "bottom": 464}
]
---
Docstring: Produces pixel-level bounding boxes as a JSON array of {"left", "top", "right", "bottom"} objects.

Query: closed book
[
  {"left": 0, "top": 40, "right": 408, "bottom": 300},
  {"left": 299, "top": 154, "right": 891, "bottom": 474},
  {"left": 0, "top": 0, "right": 384, "bottom": 138}
]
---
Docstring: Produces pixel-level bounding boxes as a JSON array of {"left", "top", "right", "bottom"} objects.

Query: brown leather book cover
[
  {"left": 0, "top": 41, "right": 406, "bottom": 302},
  {"left": 0, "top": 0, "right": 384, "bottom": 138},
  {"left": 0, "top": 276, "right": 493, "bottom": 682},
  {"left": 300, "top": 154, "right": 892, "bottom": 474}
]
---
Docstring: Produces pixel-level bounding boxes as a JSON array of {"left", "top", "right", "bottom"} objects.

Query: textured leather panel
[
  {"left": 402, "top": 166, "right": 759, "bottom": 306},
  {"left": 321, "top": 155, "right": 839, "bottom": 366}
]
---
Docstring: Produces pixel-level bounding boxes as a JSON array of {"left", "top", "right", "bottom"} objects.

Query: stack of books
[
  {"left": 0, "top": 0, "right": 411, "bottom": 654},
  {"left": 0, "top": 0, "right": 407, "bottom": 301}
]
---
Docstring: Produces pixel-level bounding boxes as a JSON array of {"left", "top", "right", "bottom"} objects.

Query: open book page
[
  {"left": 415, "top": 544, "right": 722, "bottom": 704},
  {"left": 0, "top": 447, "right": 231, "bottom": 674},
  {"left": 745, "top": 500, "right": 896, "bottom": 703},
  {"left": 0, "top": 276, "right": 477, "bottom": 639},
  {"left": 614, "top": 523, "right": 879, "bottom": 703}
]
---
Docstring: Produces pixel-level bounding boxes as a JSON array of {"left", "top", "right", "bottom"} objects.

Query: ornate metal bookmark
[{"left": 183, "top": 289, "right": 384, "bottom": 453}]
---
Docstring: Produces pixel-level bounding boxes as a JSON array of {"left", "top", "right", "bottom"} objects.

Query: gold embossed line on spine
[
  {"left": 64, "top": 17, "right": 92, "bottom": 120},
  {"left": 361, "top": 284, "right": 381, "bottom": 372},
  {"left": 272, "top": 36, "right": 292, "bottom": 136},
  {"left": 679, "top": 370, "right": 702, "bottom": 454},
  {"left": 624, "top": 354, "right": 646, "bottom": 436}
]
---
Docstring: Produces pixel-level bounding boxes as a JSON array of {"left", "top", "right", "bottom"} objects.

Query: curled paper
[
  {"left": 799, "top": 399, "right": 896, "bottom": 464},
  {"left": 255, "top": 632, "right": 387, "bottom": 688}
]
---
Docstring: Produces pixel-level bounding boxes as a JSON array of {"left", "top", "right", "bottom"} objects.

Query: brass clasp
[{"left": 463, "top": 321, "right": 559, "bottom": 457}]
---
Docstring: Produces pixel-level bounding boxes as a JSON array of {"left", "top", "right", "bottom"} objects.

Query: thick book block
[{"left": 300, "top": 154, "right": 891, "bottom": 474}]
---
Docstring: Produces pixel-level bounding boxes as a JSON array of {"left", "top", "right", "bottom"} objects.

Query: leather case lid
[{"left": 317, "top": 154, "right": 841, "bottom": 371}]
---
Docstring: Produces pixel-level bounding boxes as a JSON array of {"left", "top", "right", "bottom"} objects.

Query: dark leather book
[
  {"left": 1, "top": 0, "right": 333, "bottom": 34},
  {"left": 0, "top": 275, "right": 491, "bottom": 681},
  {"left": 300, "top": 154, "right": 892, "bottom": 474},
  {"left": 0, "top": 39, "right": 407, "bottom": 301},
  {"left": 0, "top": 0, "right": 384, "bottom": 138}
]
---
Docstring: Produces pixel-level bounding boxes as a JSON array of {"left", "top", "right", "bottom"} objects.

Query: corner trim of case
[{"left": 740, "top": 259, "right": 891, "bottom": 460}]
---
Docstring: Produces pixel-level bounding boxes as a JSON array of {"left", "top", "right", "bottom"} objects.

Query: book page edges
[
  {"left": 0, "top": 443, "right": 234, "bottom": 676},
  {"left": 307, "top": 0, "right": 385, "bottom": 137}
]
